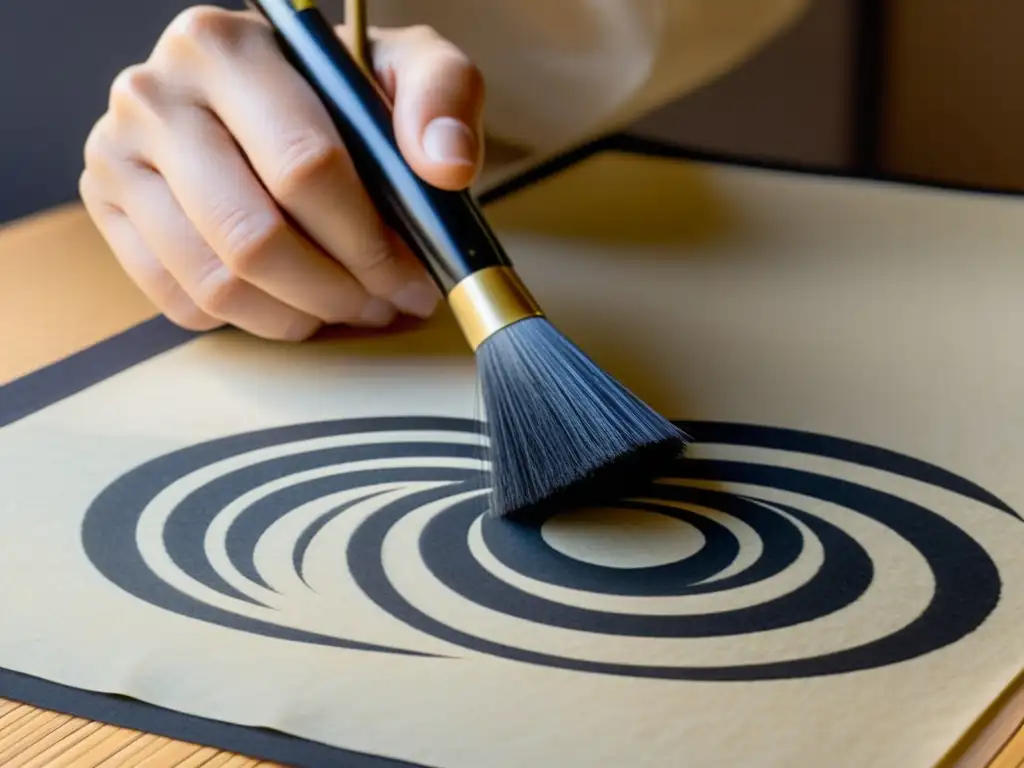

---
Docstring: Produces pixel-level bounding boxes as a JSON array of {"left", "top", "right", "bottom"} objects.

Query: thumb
[{"left": 369, "top": 26, "right": 486, "bottom": 190}]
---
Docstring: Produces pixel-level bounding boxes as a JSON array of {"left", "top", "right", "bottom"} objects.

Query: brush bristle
[{"left": 477, "top": 316, "right": 689, "bottom": 521}]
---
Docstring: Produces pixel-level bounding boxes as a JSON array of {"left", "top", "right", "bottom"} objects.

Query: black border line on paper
[
  {"left": 3, "top": 133, "right": 1023, "bottom": 768},
  {"left": 0, "top": 317, "right": 200, "bottom": 430}
]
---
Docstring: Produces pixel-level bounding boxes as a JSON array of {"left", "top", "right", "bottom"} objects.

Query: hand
[{"left": 80, "top": 6, "right": 486, "bottom": 340}]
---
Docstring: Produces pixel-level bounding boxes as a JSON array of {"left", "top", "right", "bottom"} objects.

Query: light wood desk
[{"left": 1, "top": 143, "right": 1022, "bottom": 767}]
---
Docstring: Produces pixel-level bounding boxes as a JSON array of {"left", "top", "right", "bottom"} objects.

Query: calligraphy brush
[{"left": 246, "top": 0, "right": 690, "bottom": 521}]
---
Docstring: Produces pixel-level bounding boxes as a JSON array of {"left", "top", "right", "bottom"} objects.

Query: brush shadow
[
  {"left": 303, "top": 310, "right": 471, "bottom": 357},
  {"left": 187, "top": 308, "right": 477, "bottom": 405},
  {"left": 307, "top": 312, "right": 429, "bottom": 342}
]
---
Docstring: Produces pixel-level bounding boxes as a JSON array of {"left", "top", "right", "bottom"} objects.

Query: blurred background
[{"left": 1, "top": 0, "right": 1021, "bottom": 225}]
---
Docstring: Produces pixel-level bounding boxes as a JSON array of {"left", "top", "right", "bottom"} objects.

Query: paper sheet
[{"left": 1, "top": 152, "right": 1023, "bottom": 767}]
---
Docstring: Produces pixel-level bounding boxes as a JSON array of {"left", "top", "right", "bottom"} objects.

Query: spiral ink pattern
[{"left": 81, "top": 417, "right": 1020, "bottom": 681}]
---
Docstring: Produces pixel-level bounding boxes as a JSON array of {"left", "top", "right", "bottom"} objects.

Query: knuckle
[
  {"left": 461, "top": 60, "right": 486, "bottom": 99},
  {"left": 109, "top": 64, "right": 165, "bottom": 118},
  {"left": 318, "top": 295, "right": 374, "bottom": 326},
  {"left": 82, "top": 116, "right": 131, "bottom": 186},
  {"left": 166, "top": 6, "right": 232, "bottom": 45},
  {"left": 132, "top": 261, "right": 213, "bottom": 331},
  {"left": 152, "top": 276, "right": 197, "bottom": 317},
  {"left": 191, "top": 264, "right": 246, "bottom": 316},
  {"left": 433, "top": 48, "right": 483, "bottom": 94},
  {"left": 396, "top": 27, "right": 483, "bottom": 101},
  {"left": 162, "top": 5, "right": 263, "bottom": 60},
  {"left": 406, "top": 24, "right": 441, "bottom": 44},
  {"left": 78, "top": 171, "right": 113, "bottom": 221},
  {"left": 269, "top": 131, "right": 346, "bottom": 202},
  {"left": 82, "top": 121, "right": 109, "bottom": 172},
  {"left": 406, "top": 24, "right": 474, "bottom": 64},
  {"left": 212, "top": 205, "right": 286, "bottom": 277},
  {"left": 349, "top": 237, "right": 398, "bottom": 279},
  {"left": 439, "top": 57, "right": 486, "bottom": 109},
  {"left": 77, "top": 169, "right": 97, "bottom": 204}
]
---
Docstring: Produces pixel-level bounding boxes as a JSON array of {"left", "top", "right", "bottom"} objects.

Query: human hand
[{"left": 80, "top": 6, "right": 485, "bottom": 340}]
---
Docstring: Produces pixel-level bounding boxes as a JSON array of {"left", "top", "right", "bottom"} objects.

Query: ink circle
[{"left": 81, "top": 416, "right": 1020, "bottom": 681}]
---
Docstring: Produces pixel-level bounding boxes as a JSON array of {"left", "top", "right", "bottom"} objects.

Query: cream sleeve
[{"left": 369, "top": 0, "right": 812, "bottom": 189}]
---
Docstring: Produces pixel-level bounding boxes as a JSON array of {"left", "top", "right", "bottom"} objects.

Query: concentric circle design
[{"left": 81, "top": 417, "right": 1021, "bottom": 680}]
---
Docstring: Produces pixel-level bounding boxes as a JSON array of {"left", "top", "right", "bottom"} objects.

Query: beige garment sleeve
[{"left": 369, "top": 0, "right": 811, "bottom": 190}]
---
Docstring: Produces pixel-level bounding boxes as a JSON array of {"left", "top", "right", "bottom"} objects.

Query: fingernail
[
  {"left": 284, "top": 316, "right": 322, "bottom": 342},
  {"left": 356, "top": 297, "right": 398, "bottom": 328},
  {"left": 391, "top": 281, "right": 440, "bottom": 319},
  {"left": 422, "top": 117, "right": 476, "bottom": 165}
]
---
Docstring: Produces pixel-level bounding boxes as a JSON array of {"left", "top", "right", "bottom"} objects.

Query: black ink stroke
[{"left": 80, "top": 417, "right": 1021, "bottom": 681}]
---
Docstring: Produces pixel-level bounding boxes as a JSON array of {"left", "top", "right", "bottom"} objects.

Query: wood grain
[
  {"left": 989, "top": 722, "right": 1024, "bottom": 768},
  {"left": 0, "top": 699, "right": 285, "bottom": 768}
]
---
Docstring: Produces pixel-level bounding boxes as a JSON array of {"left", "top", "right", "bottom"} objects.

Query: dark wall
[
  {"left": 881, "top": 0, "right": 1024, "bottom": 190},
  {"left": 633, "top": 0, "right": 857, "bottom": 169}
]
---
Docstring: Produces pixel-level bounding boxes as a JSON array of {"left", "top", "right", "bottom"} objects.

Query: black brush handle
[{"left": 247, "top": 0, "right": 512, "bottom": 293}]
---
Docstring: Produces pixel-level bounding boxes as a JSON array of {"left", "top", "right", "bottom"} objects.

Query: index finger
[{"left": 165, "top": 10, "right": 439, "bottom": 318}]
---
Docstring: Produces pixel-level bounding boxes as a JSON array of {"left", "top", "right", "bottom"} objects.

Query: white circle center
[{"left": 540, "top": 507, "right": 705, "bottom": 569}]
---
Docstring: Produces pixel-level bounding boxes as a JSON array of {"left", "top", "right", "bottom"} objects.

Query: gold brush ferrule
[{"left": 447, "top": 267, "right": 545, "bottom": 351}]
